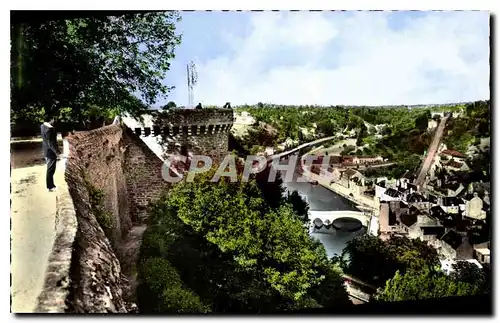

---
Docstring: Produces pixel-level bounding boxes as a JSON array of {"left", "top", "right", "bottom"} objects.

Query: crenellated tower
[{"left": 123, "top": 108, "right": 235, "bottom": 163}]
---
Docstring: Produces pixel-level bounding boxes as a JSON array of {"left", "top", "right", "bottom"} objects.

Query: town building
[
  {"left": 430, "top": 230, "right": 474, "bottom": 260},
  {"left": 464, "top": 193, "right": 487, "bottom": 221},
  {"left": 377, "top": 186, "right": 402, "bottom": 202},
  {"left": 337, "top": 168, "right": 368, "bottom": 196},
  {"left": 440, "top": 149, "right": 467, "bottom": 162},
  {"left": 428, "top": 119, "right": 439, "bottom": 130},
  {"left": 341, "top": 155, "right": 384, "bottom": 166},
  {"left": 473, "top": 241, "right": 491, "bottom": 264},
  {"left": 442, "top": 159, "right": 470, "bottom": 172},
  {"left": 352, "top": 155, "right": 384, "bottom": 165}
]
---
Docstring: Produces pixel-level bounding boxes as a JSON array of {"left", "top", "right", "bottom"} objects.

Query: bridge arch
[{"left": 309, "top": 211, "right": 370, "bottom": 233}]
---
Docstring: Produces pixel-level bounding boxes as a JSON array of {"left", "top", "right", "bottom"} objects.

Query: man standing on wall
[{"left": 41, "top": 115, "right": 60, "bottom": 192}]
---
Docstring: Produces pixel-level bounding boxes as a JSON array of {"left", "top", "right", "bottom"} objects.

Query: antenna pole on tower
[
  {"left": 187, "top": 64, "right": 191, "bottom": 108},
  {"left": 186, "top": 61, "right": 198, "bottom": 108}
]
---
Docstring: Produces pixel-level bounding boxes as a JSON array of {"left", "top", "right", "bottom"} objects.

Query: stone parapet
[{"left": 34, "top": 174, "right": 77, "bottom": 313}]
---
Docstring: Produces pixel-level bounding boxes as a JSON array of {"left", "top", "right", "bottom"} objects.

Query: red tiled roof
[
  {"left": 311, "top": 165, "right": 322, "bottom": 174},
  {"left": 441, "top": 149, "right": 465, "bottom": 158},
  {"left": 446, "top": 160, "right": 464, "bottom": 169},
  {"left": 311, "top": 156, "right": 324, "bottom": 165}
]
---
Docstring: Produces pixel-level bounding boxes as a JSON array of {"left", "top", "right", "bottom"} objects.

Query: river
[{"left": 281, "top": 168, "right": 367, "bottom": 258}]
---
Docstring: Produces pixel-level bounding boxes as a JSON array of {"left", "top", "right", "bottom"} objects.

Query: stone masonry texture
[
  {"left": 34, "top": 174, "right": 77, "bottom": 313},
  {"left": 151, "top": 108, "right": 234, "bottom": 163},
  {"left": 122, "top": 126, "right": 171, "bottom": 223},
  {"left": 60, "top": 125, "right": 131, "bottom": 313},
  {"left": 34, "top": 109, "right": 234, "bottom": 313}
]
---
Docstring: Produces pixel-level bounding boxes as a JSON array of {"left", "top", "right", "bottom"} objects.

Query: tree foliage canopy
[
  {"left": 286, "top": 190, "right": 309, "bottom": 223},
  {"left": 233, "top": 104, "right": 469, "bottom": 179},
  {"left": 340, "top": 235, "right": 439, "bottom": 287},
  {"left": 444, "top": 100, "right": 490, "bottom": 153},
  {"left": 376, "top": 269, "right": 482, "bottom": 302},
  {"left": 450, "top": 261, "right": 490, "bottom": 294},
  {"left": 11, "top": 12, "right": 181, "bottom": 124},
  {"left": 139, "top": 170, "right": 349, "bottom": 313}
]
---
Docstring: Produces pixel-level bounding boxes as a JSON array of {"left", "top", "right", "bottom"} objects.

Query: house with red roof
[
  {"left": 443, "top": 159, "right": 470, "bottom": 172},
  {"left": 440, "top": 149, "right": 466, "bottom": 161}
]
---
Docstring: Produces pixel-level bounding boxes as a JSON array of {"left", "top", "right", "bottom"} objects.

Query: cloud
[{"left": 190, "top": 11, "right": 490, "bottom": 106}]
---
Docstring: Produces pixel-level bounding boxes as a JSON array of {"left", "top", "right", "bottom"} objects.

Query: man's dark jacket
[{"left": 41, "top": 123, "right": 59, "bottom": 159}]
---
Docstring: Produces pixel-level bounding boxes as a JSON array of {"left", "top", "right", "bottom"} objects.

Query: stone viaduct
[{"left": 34, "top": 108, "right": 235, "bottom": 313}]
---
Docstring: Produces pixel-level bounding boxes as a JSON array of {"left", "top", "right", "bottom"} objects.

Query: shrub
[
  {"left": 161, "top": 286, "right": 211, "bottom": 314},
  {"left": 340, "top": 145, "right": 356, "bottom": 155},
  {"left": 139, "top": 257, "right": 211, "bottom": 314},
  {"left": 85, "top": 180, "right": 113, "bottom": 230}
]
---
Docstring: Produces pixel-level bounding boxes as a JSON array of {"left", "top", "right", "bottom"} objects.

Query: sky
[{"left": 160, "top": 11, "right": 490, "bottom": 107}]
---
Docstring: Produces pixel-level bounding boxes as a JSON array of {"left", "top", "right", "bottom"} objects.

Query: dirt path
[
  {"left": 414, "top": 115, "right": 449, "bottom": 187},
  {"left": 10, "top": 142, "right": 64, "bottom": 313}
]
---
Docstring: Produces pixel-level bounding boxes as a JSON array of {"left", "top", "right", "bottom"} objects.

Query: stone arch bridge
[{"left": 308, "top": 210, "right": 370, "bottom": 232}]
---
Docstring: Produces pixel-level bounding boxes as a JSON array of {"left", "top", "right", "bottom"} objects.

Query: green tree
[
  {"left": 164, "top": 101, "right": 177, "bottom": 109},
  {"left": 11, "top": 12, "right": 181, "bottom": 123},
  {"left": 138, "top": 257, "right": 211, "bottom": 313},
  {"left": 385, "top": 236, "right": 439, "bottom": 272},
  {"left": 347, "top": 114, "right": 364, "bottom": 130},
  {"left": 317, "top": 120, "right": 336, "bottom": 136},
  {"left": 341, "top": 235, "right": 439, "bottom": 287},
  {"left": 286, "top": 190, "right": 309, "bottom": 223},
  {"left": 255, "top": 164, "right": 286, "bottom": 210},
  {"left": 376, "top": 269, "right": 481, "bottom": 302},
  {"left": 340, "top": 145, "right": 356, "bottom": 155},
  {"left": 450, "top": 261, "right": 490, "bottom": 294},
  {"left": 244, "top": 125, "right": 278, "bottom": 150},
  {"left": 415, "top": 110, "right": 430, "bottom": 131},
  {"left": 340, "top": 235, "right": 395, "bottom": 285},
  {"left": 140, "top": 170, "right": 349, "bottom": 312},
  {"left": 380, "top": 125, "right": 392, "bottom": 136}
]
